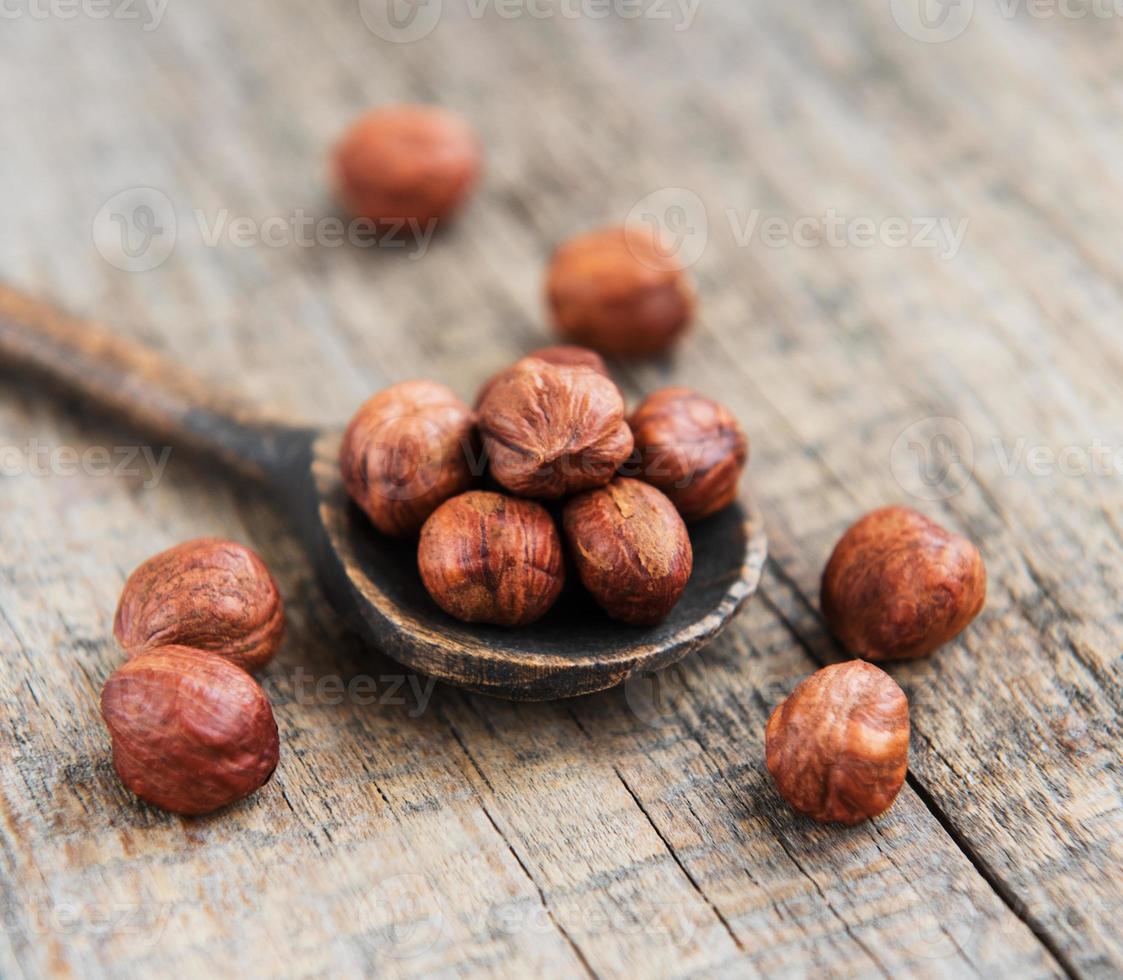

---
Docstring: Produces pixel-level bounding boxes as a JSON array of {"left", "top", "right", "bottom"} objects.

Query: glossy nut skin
[
  {"left": 474, "top": 345, "right": 608, "bottom": 408},
  {"left": 100, "top": 646, "right": 280, "bottom": 816},
  {"left": 340, "top": 381, "right": 478, "bottom": 537},
  {"left": 418, "top": 492, "right": 565, "bottom": 627},
  {"left": 546, "top": 226, "right": 695, "bottom": 358},
  {"left": 766, "top": 661, "right": 909, "bottom": 825},
  {"left": 478, "top": 357, "right": 633, "bottom": 499},
  {"left": 332, "top": 105, "right": 481, "bottom": 225},
  {"left": 628, "top": 387, "right": 748, "bottom": 522},
  {"left": 114, "top": 538, "right": 285, "bottom": 673},
  {"left": 562, "top": 478, "right": 693, "bottom": 626},
  {"left": 821, "top": 506, "right": 987, "bottom": 661}
]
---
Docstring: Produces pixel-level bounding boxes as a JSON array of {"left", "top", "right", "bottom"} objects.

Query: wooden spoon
[{"left": 0, "top": 286, "right": 767, "bottom": 700}]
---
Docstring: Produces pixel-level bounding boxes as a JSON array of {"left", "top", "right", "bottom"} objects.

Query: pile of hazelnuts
[
  {"left": 96, "top": 104, "right": 990, "bottom": 828},
  {"left": 339, "top": 352, "right": 747, "bottom": 628}
]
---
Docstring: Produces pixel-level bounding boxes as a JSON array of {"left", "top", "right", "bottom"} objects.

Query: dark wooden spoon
[{"left": 0, "top": 285, "right": 767, "bottom": 700}]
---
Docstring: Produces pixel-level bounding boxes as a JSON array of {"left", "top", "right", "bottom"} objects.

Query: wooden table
[{"left": 1, "top": 2, "right": 1120, "bottom": 977}]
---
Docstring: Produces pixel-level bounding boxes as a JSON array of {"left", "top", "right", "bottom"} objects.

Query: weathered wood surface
[{"left": 0, "top": 2, "right": 1120, "bottom": 978}]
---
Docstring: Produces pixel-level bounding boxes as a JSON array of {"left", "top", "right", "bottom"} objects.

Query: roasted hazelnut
[
  {"left": 821, "top": 506, "right": 987, "bottom": 661},
  {"left": 765, "top": 660, "right": 909, "bottom": 825},
  {"left": 418, "top": 492, "right": 565, "bottom": 626},
  {"left": 101, "top": 646, "right": 280, "bottom": 815},
  {"left": 562, "top": 478, "right": 692, "bottom": 625},
  {"left": 114, "top": 538, "right": 285, "bottom": 672},
  {"left": 331, "top": 104, "right": 481, "bottom": 225},
  {"left": 340, "top": 380, "right": 478, "bottom": 537},
  {"left": 474, "top": 345, "right": 608, "bottom": 408},
  {"left": 478, "top": 357, "right": 633, "bottom": 499},
  {"left": 546, "top": 225, "right": 695, "bottom": 358},
  {"left": 628, "top": 387, "right": 748, "bottom": 522}
]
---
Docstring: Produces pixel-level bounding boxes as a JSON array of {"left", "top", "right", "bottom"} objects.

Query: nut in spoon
[{"left": 0, "top": 286, "right": 767, "bottom": 700}]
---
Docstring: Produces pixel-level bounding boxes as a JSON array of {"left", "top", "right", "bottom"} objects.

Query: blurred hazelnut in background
[
  {"left": 546, "top": 225, "right": 695, "bottom": 358},
  {"left": 332, "top": 105, "right": 482, "bottom": 226}
]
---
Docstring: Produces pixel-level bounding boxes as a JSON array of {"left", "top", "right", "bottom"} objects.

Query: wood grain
[{"left": 0, "top": 1, "right": 1119, "bottom": 977}]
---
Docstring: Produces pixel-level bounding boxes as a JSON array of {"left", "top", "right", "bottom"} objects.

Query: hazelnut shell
[
  {"left": 474, "top": 345, "right": 608, "bottom": 409},
  {"left": 628, "top": 387, "right": 748, "bottom": 522},
  {"left": 546, "top": 225, "right": 695, "bottom": 358},
  {"left": 418, "top": 491, "right": 565, "bottom": 627},
  {"left": 114, "top": 538, "right": 284, "bottom": 672},
  {"left": 340, "top": 380, "right": 478, "bottom": 537},
  {"left": 766, "top": 660, "right": 909, "bottom": 825},
  {"left": 101, "top": 645, "right": 280, "bottom": 816},
  {"left": 821, "top": 506, "right": 987, "bottom": 661},
  {"left": 478, "top": 357, "right": 633, "bottom": 499},
  {"left": 331, "top": 105, "right": 481, "bottom": 225},
  {"left": 562, "top": 477, "right": 693, "bottom": 626}
]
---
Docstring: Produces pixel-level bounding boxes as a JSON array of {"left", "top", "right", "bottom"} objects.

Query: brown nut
[
  {"left": 340, "top": 380, "right": 478, "bottom": 537},
  {"left": 114, "top": 538, "right": 284, "bottom": 672},
  {"left": 628, "top": 387, "right": 748, "bottom": 522},
  {"left": 546, "top": 226, "right": 695, "bottom": 358},
  {"left": 765, "top": 660, "right": 909, "bottom": 825},
  {"left": 821, "top": 506, "right": 987, "bottom": 661},
  {"left": 562, "top": 477, "right": 692, "bottom": 625},
  {"left": 474, "top": 345, "right": 608, "bottom": 408},
  {"left": 418, "top": 491, "right": 565, "bottom": 626},
  {"left": 331, "top": 105, "right": 481, "bottom": 225},
  {"left": 478, "top": 357, "right": 633, "bottom": 499},
  {"left": 100, "top": 646, "right": 280, "bottom": 816}
]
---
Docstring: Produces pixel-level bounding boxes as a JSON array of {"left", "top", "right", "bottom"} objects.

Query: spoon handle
[{"left": 0, "top": 284, "right": 314, "bottom": 483}]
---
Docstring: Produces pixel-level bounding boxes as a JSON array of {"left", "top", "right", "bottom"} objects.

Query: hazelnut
[
  {"left": 546, "top": 225, "right": 695, "bottom": 358},
  {"left": 332, "top": 105, "right": 481, "bottom": 225},
  {"left": 478, "top": 357, "right": 633, "bottom": 499},
  {"left": 101, "top": 646, "right": 280, "bottom": 815},
  {"left": 562, "top": 478, "right": 692, "bottom": 625},
  {"left": 114, "top": 538, "right": 285, "bottom": 672},
  {"left": 340, "top": 380, "right": 478, "bottom": 537},
  {"left": 474, "top": 345, "right": 608, "bottom": 408},
  {"left": 821, "top": 506, "right": 987, "bottom": 661},
  {"left": 418, "top": 491, "right": 565, "bottom": 627},
  {"left": 628, "top": 387, "right": 748, "bottom": 521},
  {"left": 765, "top": 660, "right": 909, "bottom": 825}
]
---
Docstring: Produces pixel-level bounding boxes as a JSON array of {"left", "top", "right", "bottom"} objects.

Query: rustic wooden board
[{"left": 0, "top": 1, "right": 1120, "bottom": 977}]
